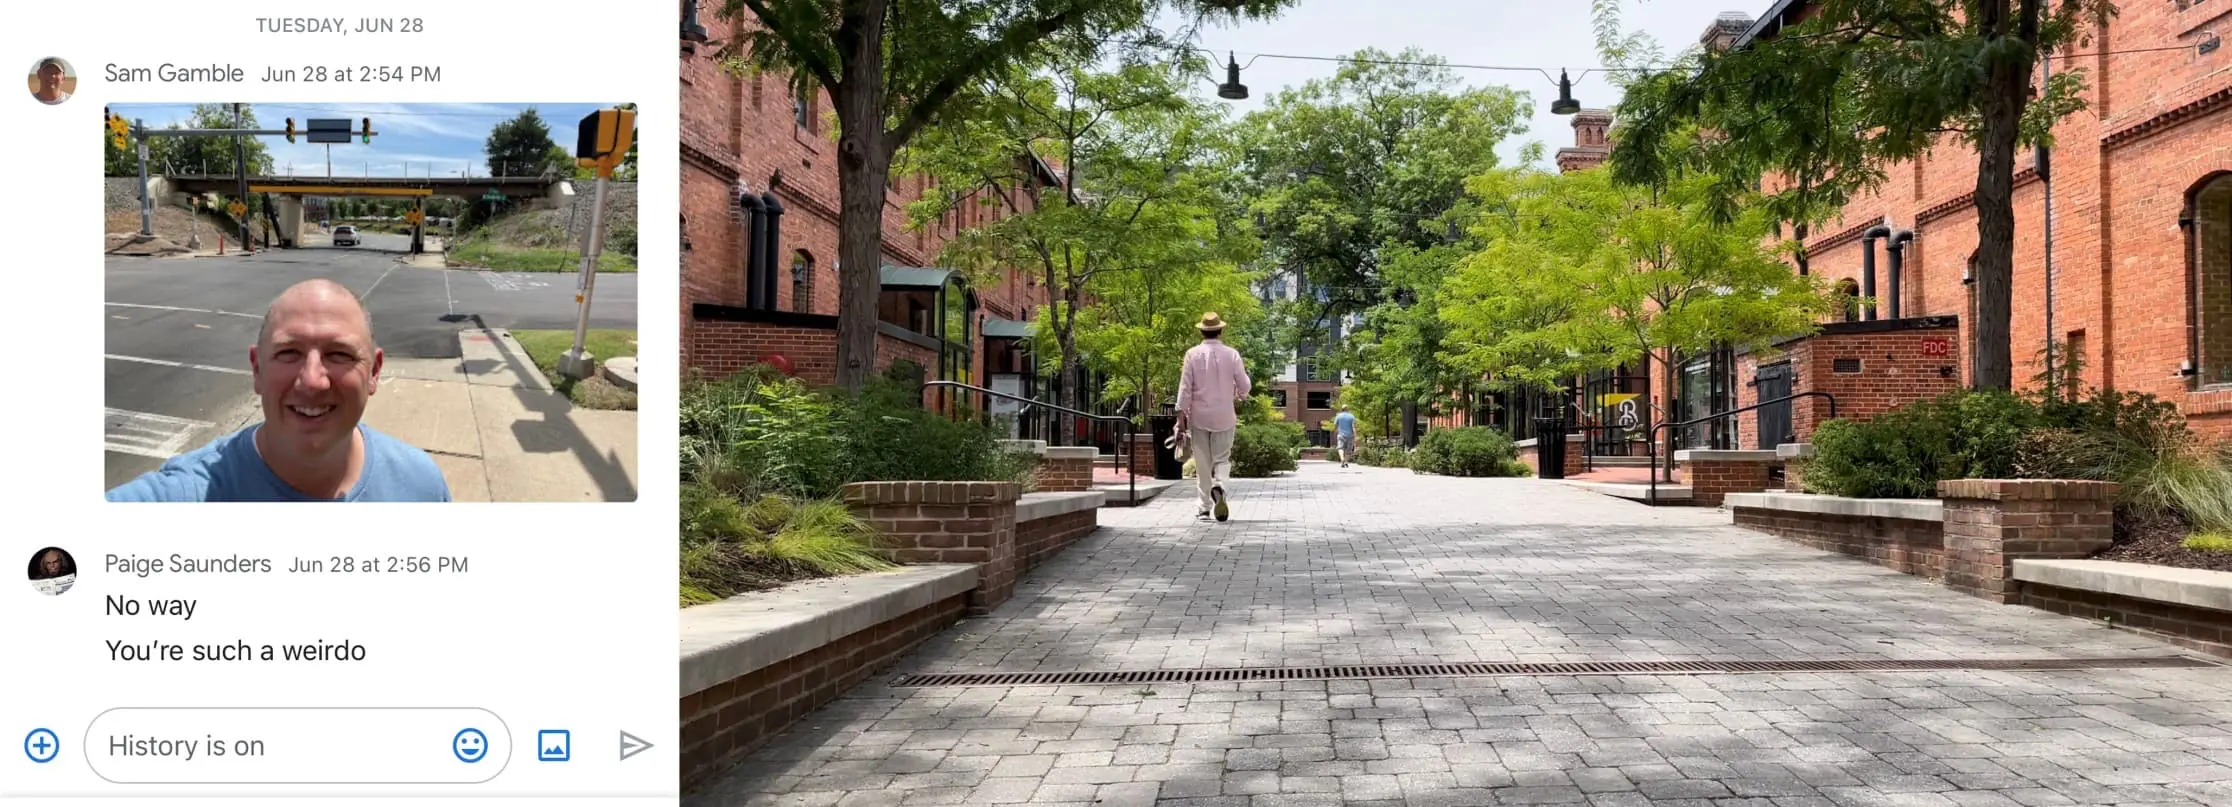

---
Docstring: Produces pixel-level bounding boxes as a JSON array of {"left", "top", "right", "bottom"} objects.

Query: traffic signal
[
  {"left": 362, "top": 117, "right": 372, "bottom": 144},
  {"left": 285, "top": 118, "right": 296, "bottom": 143},
  {"left": 575, "top": 107, "right": 637, "bottom": 177}
]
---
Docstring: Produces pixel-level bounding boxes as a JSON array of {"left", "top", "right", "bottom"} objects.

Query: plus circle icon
[{"left": 24, "top": 728, "right": 60, "bottom": 763}]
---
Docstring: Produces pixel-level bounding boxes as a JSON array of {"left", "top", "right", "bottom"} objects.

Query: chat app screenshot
[{"left": 4, "top": 2, "right": 676, "bottom": 804}]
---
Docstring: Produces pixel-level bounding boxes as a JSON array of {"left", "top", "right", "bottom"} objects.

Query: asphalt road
[{"left": 103, "top": 240, "right": 638, "bottom": 489}]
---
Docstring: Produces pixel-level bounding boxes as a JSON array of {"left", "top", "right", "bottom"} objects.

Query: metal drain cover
[{"left": 891, "top": 656, "right": 2218, "bottom": 688}]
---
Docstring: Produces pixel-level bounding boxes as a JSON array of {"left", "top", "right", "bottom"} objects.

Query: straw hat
[{"left": 1196, "top": 312, "right": 1226, "bottom": 332}]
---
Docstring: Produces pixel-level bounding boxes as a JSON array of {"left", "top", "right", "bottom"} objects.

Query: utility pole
[
  {"left": 134, "top": 119, "right": 152, "bottom": 236},
  {"left": 558, "top": 107, "right": 636, "bottom": 381},
  {"left": 232, "top": 103, "right": 250, "bottom": 251}
]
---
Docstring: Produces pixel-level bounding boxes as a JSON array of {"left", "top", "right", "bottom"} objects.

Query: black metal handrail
[
  {"left": 922, "top": 380, "right": 1136, "bottom": 502},
  {"left": 1647, "top": 391, "right": 1838, "bottom": 503}
]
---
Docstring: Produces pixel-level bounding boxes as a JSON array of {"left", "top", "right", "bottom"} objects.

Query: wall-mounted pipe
[
  {"left": 760, "top": 190, "right": 786, "bottom": 310},
  {"left": 1887, "top": 230, "right": 1915, "bottom": 320},
  {"left": 1860, "top": 223, "right": 1892, "bottom": 321},
  {"left": 740, "top": 187, "right": 766, "bottom": 310}
]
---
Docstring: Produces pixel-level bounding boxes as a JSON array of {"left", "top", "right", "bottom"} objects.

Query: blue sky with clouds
[{"left": 107, "top": 102, "right": 626, "bottom": 178}]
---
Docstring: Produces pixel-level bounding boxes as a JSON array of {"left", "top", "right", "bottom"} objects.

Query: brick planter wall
[
  {"left": 1516, "top": 434, "right": 1585, "bottom": 478},
  {"left": 1732, "top": 508, "right": 1946, "bottom": 579},
  {"left": 1938, "top": 480, "right": 2118, "bottom": 603},
  {"left": 1016, "top": 509, "right": 1097, "bottom": 574},
  {"left": 842, "top": 481, "right": 1020, "bottom": 614},
  {"left": 1680, "top": 451, "right": 1778, "bottom": 506},
  {"left": 2017, "top": 582, "right": 2232, "bottom": 660},
  {"left": 1126, "top": 434, "right": 1157, "bottom": 476},
  {"left": 679, "top": 590, "right": 966, "bottom": 792},
  {"left": 1035, "top": 447, "right": 1098, "bottom": 492}
]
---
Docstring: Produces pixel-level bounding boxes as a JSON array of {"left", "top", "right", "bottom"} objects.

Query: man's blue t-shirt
[
  {"left": 1334, "top": 412, "right": 1357, "bottom": 438},
  {"left": 107, "top": 424, "right": 451, "bottom": 502}
]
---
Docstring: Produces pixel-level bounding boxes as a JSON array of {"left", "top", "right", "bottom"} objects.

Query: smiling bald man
[{"left": 108, "top": 280, "right": 450, "bottom": 502}]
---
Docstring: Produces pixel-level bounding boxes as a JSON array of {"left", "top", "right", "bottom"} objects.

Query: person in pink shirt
[{"left": 1175, "top": 312, "right": 1250, "bottom": 521}]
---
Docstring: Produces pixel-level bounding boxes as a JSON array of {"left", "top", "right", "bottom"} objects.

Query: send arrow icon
[{"left": 619, "top": 731, "right": 653, "bottom": 761}]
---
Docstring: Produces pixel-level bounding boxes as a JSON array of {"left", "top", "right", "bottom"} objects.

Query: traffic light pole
[
  {"left": 558, "top": 173, "right": 611, "bottom": 380},
  {"left": 233, "top": 103, "right": 250, "bottom": 252},
  {"left": 135, "top": 120, "right": 152, "bottom": 236}
]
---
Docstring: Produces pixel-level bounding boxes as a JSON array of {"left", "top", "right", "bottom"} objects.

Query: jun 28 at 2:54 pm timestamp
[{"left": 266, "top": 64, "right": 442, "bottom": 83}]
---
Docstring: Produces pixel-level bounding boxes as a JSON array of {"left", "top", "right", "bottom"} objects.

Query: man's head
[
  {"left": 250, "top": 280, "right": 382, "bottom": 462},
  {"left": 34, "top": 60, "right": 65, "bottom": 100},
  {"left": 1197, "top": 311, "right": 1225, "bottom": 341},
  {"left": 39, "top": 550, "right": 64, "bottom": 575},
  {"left": 1341, "top": 406, "right": 1351, "bottom": 413}
]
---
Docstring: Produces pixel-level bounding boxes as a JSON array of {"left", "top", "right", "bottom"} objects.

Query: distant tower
[
  {"left": 1700, "top": 11, "right": 1756, "bottom": 52},
  {"left": 1555, "top": 109, "right": 1614, "bottom": 174}
]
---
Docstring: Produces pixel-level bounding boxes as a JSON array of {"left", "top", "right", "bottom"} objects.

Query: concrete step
[
  {"left": 1564, "top": 480, "right": 1695, "bottom": 506},
  {"left": 1583, "top": 455, "right": 1657, "bottom": 468},
  {"left": 1095, "top": 479, "right": 1177, "bottom": 507}
]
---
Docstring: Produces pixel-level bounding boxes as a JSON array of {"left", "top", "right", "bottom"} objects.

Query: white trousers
[{"left": 1191, "top": 426, "right": 1235, "bottom": 510}]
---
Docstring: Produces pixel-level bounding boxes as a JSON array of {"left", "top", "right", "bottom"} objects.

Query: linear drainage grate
[{"left": 891, "top": 656, "right": 2217, "bottom": 688}]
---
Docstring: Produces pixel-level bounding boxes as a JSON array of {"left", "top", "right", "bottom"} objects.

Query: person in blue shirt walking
[
  {"left": 1333, "top": 406, "right": 1358, "bottom": 468},
  {"left": 107, "top": 279, "right": 450, "bottom": 502}
]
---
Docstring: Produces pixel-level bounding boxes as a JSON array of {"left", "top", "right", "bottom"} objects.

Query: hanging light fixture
[
  {"left": 1218, "top": 52, "right": 1249, "bottom": 100},
  {"left": 1551, "top": 69, "right": 1580, "bottom": 115}
]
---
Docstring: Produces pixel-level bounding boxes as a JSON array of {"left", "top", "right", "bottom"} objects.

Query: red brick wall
[
  {"left": 842, "top": 482, "right": 1019, "bottom": 614},
  {"left": 1034, "top": 455, "right": 1095, "bottom": 492},
  {"left": 1783, "top": 322, "right": 1963, "bottom": 442},
  {"left": 1738, "top": 3, "right": 2232, "bottom": 439},
  {"left": 2018, "top": 582, "right": 2232, "bottom": 660},
  {"left": 1015, "top": 509, "right": 1096, "bottom": 575},
  {"left": 679, "top": 591, "right": 967, "bottom": 793},
  {"left": 1939, "top": 479, "right": 2118, "bottom": 603},
  {"left": 682, "top": 7, "right": 1061, "bottom": 383},
  {"left": 687, "top": 318, "right": 839, "bottom": 386},
  {"left": 1732, "top": 507, "right": 1946, "bottom": 580},
  {"left": 1686, "top": 457, "right": 1775, "bottom": 506}
]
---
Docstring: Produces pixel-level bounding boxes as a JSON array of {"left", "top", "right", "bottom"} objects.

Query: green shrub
[
  {"left": 1231, "top": 422, "right": 1302, "bottom": 477},
  {"left": 2119, "top": 444, "right": 2232, "bottom": 533},
  {"left": 836, "top": 375, "right": 1033, "bottom": 489},
  {"left": 1410, "top": 427, "right": 1524, "bottom": 477},
  {"left": 679, "top": 485, "right": 894, "bottom": 606},
  {"left": 1805, "top": 390, "right": 2038, "bottom": 498},
  {"left": 2188, "top": 532, "right": 2232, "bottom": 554}
]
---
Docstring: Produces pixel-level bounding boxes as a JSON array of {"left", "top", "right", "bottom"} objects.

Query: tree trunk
[
  {"left": 1968, "top": 6, "right": 2034, "bottom": 392},
  {"left": 1055, "top": 285, "right": 1083, "bottom": 447},
  {"left": 831, "top": 2, "right": 893, "bottom": 391},
  {"left": 1659, "top": 348, "right": 1678, "bottom": 483}
]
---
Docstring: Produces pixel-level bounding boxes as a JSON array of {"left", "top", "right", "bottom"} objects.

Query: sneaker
[
  {"left": 1212, "top": 486, "right": 1229, "bottom": 522},
  {"left": 1196, "top": 508, "right": 1212, "bottom": 520}
]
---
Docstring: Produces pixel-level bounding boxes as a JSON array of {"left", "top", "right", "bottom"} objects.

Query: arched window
[
  {"left": 791, "top": 251, "right": 814, "bottom": 314},
  {"left": 2193, "top": 173, "right": 2232, "bottom": 388},
  {"left": 1834, "top": 278, "right": 1861, "bottom": 323}
]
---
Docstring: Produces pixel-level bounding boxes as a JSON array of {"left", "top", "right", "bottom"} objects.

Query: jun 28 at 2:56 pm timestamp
[{"left": 288, "top": 555, "right": 472, "bottom": 574}]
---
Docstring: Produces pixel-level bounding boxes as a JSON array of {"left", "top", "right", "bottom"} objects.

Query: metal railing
[
  {"left": 922, "top": 380, "right": 1137, "bottom": 502},
  {"left": 1647, "top": 392, "right": 1838, "bottom": 504}
]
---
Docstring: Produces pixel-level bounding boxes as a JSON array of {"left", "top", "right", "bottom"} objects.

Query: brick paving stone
[{"left": 688, "top": 469, "right": 2232, "bottom": 807}]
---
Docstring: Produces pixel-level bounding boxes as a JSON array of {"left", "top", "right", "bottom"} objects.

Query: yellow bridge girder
[{"left": 246, "top": 185, "right": 433, "bottom": 197}]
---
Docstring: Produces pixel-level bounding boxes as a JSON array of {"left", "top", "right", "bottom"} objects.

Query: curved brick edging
[{"left": 678, "top": 565, "right": 977, "bottom": 793}]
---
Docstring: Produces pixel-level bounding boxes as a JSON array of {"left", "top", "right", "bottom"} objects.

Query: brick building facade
[
  {"left": 1717, "top": 0, "right": 2232, "bottom": 441},
  {"left": 680, "top": 7, "right": 1109, "bottom": 441}
]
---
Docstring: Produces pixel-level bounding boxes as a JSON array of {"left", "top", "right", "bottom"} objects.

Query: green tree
[
  {"left": 484, "top": 108, "right": 573, "bottom": 177},
  {"left": 903, "top": 52, "right": 1244, "bottom": 421},
  {"left": 1238, "top": 49, "right": 1528, "bottom": 347},
  {"left": 1073, "top": 256, "right": 1265, "bottom": 418},
  {"left": 1601, "top": 0, "right": 2112, "bottom": 391},
  {"left": 717, "top": 0, "right": 1294, "bottom": 390},
  {"left": 1441, "top": 167, "right": 1833, "bottom": 465}
]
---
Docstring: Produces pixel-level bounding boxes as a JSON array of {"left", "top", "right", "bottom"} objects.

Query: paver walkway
[{"left": 693, "top": 464, "right": 2232, "bottom": 807}]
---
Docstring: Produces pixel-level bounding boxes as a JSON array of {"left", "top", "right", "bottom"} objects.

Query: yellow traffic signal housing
[
  {"left": 286, "top": 118, "right": 296, "bottom": 143},
  {"left": 575, "top": 108, "right": 637, "bottom": 176}
]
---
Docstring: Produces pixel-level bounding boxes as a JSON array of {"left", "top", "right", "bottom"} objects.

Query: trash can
[
  {"left": 1534, "top": 418, "right": 1567, "bottom": 480},
  {"left": 1148, "top": 414, "right": 1184, "bottom": 480}
]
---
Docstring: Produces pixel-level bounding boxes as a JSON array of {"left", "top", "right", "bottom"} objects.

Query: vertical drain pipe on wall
[
  {"left": 2039, "top": 49, "right": 2059, "bottom": 389},
  {"left": 1887, "top": 230, "right": 1914, "bottom": 320},
  {"left": 740, "top": 186, "right": 766, "bottom": 310},
  {"left": 760, "top": 190, "right": 786, "bottom": 311},
  {"left": 1860, "top": 223, "right": 1892, "bottom": 320}
]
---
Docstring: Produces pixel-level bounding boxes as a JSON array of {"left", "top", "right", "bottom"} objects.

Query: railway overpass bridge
[{"left": 152, "top": 174, "right": 576, "bottom": 250}]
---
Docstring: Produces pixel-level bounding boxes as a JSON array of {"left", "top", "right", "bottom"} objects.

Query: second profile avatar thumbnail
[{"left": 29, "top": 547, "right": 78, "bottom": 596}]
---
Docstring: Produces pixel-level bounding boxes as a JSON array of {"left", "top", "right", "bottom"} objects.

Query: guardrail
[
  {"left": 922, "top": 380, "right": 1136, "bottom": 502},
  {"left": 1648, "top": 392, "right": 1838, "bottom": 503}
]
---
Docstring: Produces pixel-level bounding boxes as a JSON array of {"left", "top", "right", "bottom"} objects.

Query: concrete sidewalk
[{"left": 363, "top": 328, "right": 637, "bottom": 502}]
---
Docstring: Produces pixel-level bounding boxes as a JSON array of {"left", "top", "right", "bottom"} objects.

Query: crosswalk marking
[
  {"left": 105, "top": 408, "right": 215, "bottom": 460},
  {"left": 105, "top": 354, "right": 252, "bottom": 376}
]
